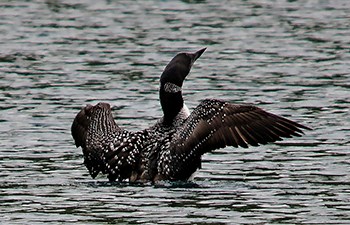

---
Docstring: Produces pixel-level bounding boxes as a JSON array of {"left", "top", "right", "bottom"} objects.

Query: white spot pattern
[
  {"left": 163, "top": 82, "right": 182, "bottom": 93},
  {"left": 75, "top": 96, "right": 309, "bottom": 182}
]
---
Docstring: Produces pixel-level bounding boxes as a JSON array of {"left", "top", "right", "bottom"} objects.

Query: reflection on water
[{"left": 1, "top": 0, "right": 349, "bottom": 224}]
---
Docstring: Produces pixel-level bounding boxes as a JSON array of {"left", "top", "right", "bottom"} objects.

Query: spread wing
[
  {"left": 171, "top": 99, "right": 311, "bottom": 154},
  {"left": 71, "top": 104, "right": 103, "bottom": 178},
  {"left": 71, "top": 104, "right": 92, "bottom": 148},
  {"left": 104, "top": 131, "right": 145, "bottom": 182}
]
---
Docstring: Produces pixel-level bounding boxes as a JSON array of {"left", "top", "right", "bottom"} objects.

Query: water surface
[{"left": 1, "top": 0, "right": 349, "bottom": 224}]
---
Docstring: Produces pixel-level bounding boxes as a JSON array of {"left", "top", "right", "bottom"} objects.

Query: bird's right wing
[{"left": 171, "top": 99, "right": 311, "bottom": 155}]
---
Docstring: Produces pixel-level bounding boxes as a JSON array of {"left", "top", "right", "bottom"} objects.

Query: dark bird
[{"left": 71, "top": 48, "right": 311, "bottom": 182}]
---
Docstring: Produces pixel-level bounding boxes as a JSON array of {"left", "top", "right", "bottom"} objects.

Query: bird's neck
[{"left": 160, "top": 82, "right": 185, "bottom": 126}]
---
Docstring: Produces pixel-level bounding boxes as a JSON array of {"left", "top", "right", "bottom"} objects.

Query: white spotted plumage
[{"left": 71, "top": 48, "right": 310, "bottom": 182}]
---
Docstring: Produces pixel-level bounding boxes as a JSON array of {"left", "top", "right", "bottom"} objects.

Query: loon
[{"left": 71, "top": 48, "right": 311, "bottom": 182}]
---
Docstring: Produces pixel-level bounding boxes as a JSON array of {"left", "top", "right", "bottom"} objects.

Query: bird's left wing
[{"left": 171, "top": 99, "right": 311, "bottom": 154}]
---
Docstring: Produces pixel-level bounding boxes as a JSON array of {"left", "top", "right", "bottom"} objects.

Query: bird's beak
[{"left": 192, "top": 47, "right": 207, "bottom": 61}]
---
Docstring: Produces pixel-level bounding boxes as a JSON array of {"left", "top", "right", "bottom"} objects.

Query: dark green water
[{"left": 1, "top": 0, "right": 349, "bottom": 224}]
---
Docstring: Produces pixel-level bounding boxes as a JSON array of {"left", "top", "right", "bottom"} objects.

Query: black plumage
[{"left": 71, "top": 48, "right": 311, "bottom": 182}]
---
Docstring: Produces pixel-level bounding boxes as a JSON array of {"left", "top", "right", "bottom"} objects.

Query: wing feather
[
  {"left": 71, "top": 104, "right": 93, "bottom": 148},
  {"left": 171, "top": 99, "right": 311, "bottom": 154}
]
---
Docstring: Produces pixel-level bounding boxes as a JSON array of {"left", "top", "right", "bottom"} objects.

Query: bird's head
[{"left": 160, "top": 47, "right": 206, "bottom": 88}]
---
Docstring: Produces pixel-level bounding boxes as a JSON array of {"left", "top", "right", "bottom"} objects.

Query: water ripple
[{"left": 0, "top": 0, "right": 349, "bottom": 224}]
